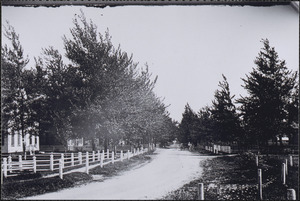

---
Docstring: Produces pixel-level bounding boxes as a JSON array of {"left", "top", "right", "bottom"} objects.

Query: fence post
[
  {"left": 255, "top": 155, "right": 258, "bottom": 166},
  {"left": 3, "top": 158, "right": 7, "bottom": 178},
  {"left": 92, "top": 151, "right": 95, "bottom": 162},
  {"left": 24, "top": 152, "right": 27, "bottom": 160},
  {"left": 197, "top": 183, "right": 204, "bottom": 200},
  {"left": 59, "top": 158, "right": 63, "bottom": 179},
  {"left": 8, "top": 155, "right": 12, "bottom": 173},
  {"left": 60, "top": 153, "right": 64, "bottom": 168},
  {"left": 33, "top": 156, "right": 37, "bottom": 173},
  {"left": 112, "top": 151, "right": 115, "bottom": 164},
  {"left": 107, "top": 149, "right": 110, "bottom": 159},
  {"left": 101, "top": 150, "right": 105, "bottom": 159},
  {"left": 289, "top": 155, "right": 293, "bottom": 167},
  {"left": 102, "top": 150, "right": 105, "bottom": 160},
  {"left": 282, "top": 163, "right": 286, "bottom": 185},
  {"left": 97, "top": 150, "right": 101, "bottom": 161},
  {"left": 100, "top": 151, "right": 104, "bottom": 168},
  {"left": 86, "top": 152, "right": 89, "bottom": 174},
  {"left": 287, "top": 189, "right": 296, "bottom": 200},
  {"left": 100, "top": 155, "right": 104, "bottom": 168},
  {"left": 127, "top": 150, "right": 130, "bottom": 160},
  {"left": 120, "top": 150, "right": 123, "bottom": 162},
  {"left": 258, "top": 169, "right": 262, "bottom": 200},
  {"left": 285, "top": 159, "right": 288, "bottom": 175},
  {"left": 50, "top": 154, "right": 54, "bottom": 171},
  {"left": 19, "top": 155, "right": 23, "bottom": 170},
  {"left": 71, "top": 153, "right": 74, "bottom": 166},
  {"left": 79, "top": 152, "right": 82, "bottom": 164},
  {"left": 133, "top": 148, "right": 136, "bottom": 156}
]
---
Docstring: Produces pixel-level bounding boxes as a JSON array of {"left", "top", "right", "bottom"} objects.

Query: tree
[
  {"left": 2, "top": 13, "right": 176, "bottom": 152},
  {"left": 1, "top": 22, "right": 30, "bottom": 152},
  {"left": 197, "top": 106, "right": 214, "bottom": 144},
  {"left": 178, "top": 103, "right": 199, "bottom": 146},
  {"left": 237, "top": 39, "right": 298, "bottom": 146},
  {"left": 61, "top": 12, "right": 171, "bottom": 149},
  {"left": 210, "top": 74, "right": 241, "bottom": 144}
]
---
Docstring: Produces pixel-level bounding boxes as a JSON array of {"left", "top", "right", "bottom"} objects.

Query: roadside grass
[
  {"left": 163, "top": 151, "right": 298, "bottom": 200},
  {"left": 1, "top": 151, "right": 154, "bottom": 200},
  {"left": 1, "top": 172, "right": 93, "bottom": 200}
]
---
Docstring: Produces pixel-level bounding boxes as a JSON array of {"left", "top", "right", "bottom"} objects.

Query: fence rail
[
  {"left": 204, "top": 144, "right": 232, "bottom": 154},
  {"left": 2, "top": 145, "right": 154, "bottom": 179}
]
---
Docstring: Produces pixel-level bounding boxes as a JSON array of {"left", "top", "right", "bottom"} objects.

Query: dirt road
[{"left": 24, "top": 148, "right": 211, "bottom": 200}]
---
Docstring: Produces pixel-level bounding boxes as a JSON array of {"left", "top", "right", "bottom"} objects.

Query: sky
[{"left": 1, "top": 4, "right": 299, "bottom": 122}]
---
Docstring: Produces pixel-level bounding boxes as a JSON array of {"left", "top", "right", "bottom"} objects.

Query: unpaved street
[{"left": 24, "top": 148, "right": 211, "bottom": 200}]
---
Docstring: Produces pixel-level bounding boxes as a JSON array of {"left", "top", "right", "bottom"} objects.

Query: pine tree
[
  {"left": 197, "top": 106, "right": 214, "bottom": 144},
  {"left": 178, "top": 103, "right": 199, "bottom": 146},
  {"left": 210, "top": 74, "right": 241, "bottom": 144},
  {"left": 237, "top": 39, "right": 298, "bottom": 147}
]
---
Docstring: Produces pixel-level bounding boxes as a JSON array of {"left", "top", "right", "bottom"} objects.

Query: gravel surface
[{"left": 23, "top": 148, "right": 212, "bottom": 200}]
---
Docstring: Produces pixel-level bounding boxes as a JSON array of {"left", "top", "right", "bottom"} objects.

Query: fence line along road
[{"left": 2, "top": 144, "right": 155, "bottom": 180}]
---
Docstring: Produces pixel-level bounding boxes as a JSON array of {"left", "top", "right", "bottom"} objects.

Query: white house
[
  {"left": 1, "top": 131, "right": 39, "bottom": 153},
  {"left": 67, "top": 138, "right": 84, "bottom": 151}
]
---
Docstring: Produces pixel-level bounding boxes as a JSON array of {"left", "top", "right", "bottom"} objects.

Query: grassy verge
[
  {"left": 1, "top": 172, "right": 93, "bottom": 200},
  {"left": 1, "top": 151, "right": 154, "bottom": 200},
  {"left": 163, "top": 151, "right": 298, "bottom": 200}
]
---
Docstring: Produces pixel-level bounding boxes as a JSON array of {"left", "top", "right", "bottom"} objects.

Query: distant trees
[
  {"left": 177, "top": 39, "right": 298, "bottom": 148},
  {"left": 178, "top": 75, "right": 240, "bottom": 146},
  {"left": 1, "top": 13, "right": 178, "bottom": 151},
  {"left": 178, "top": 104, "right": 199, "bottom": 146}
]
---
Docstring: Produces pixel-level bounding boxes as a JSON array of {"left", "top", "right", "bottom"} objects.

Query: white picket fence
[
  {"left": 205, "top": 144, "right": 232, "bottom": 154},
  {"left": 2, "top": 145, "right": 154, "bottom": 179}
]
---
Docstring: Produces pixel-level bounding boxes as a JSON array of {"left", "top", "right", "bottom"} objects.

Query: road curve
[{"left": 23, "top": 148, "right": 210, "bottom": 200}]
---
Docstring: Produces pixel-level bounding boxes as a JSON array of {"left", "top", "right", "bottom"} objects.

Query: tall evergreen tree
[
  {"left": 178, "top": 103, "right": 199, "bottom": 146},
  {"left": 210, "top": 74, "right": 241, "bottom": 144},
  {"left": 197, "top": 106, "right": 214, "bottom": 144},
  {"left": 237, "top": 39, "right": 298, "bottom": 146}
]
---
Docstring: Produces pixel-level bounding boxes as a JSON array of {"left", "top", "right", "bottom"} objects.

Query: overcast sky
[{"left": 2, "top": 5, "right": 299, "bottom": 122}]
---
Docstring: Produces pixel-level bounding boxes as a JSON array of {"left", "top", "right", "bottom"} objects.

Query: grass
[
  {"left": 1, "top": 172, "right": 93, "bottom": 200},
  {"left": 1, "top": 151, "right": 154, "bottom": 200},
  {"left": 163, "top": 150, "right": 299, "bottom": 200}
]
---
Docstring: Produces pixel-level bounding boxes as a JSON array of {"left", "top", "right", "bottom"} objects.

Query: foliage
[
  {"left": 210, "top": 74, "right": 242, "bottom": 143},
  {"left": 1, "top": 22, "right": 31, "bottom": 150},
  {"left": 178, "top": 103, "right": 199, "bottom": 146},
  {"left": 1, "top": 12, "right": 178, "bottom": 149},
  {"left": 177, "top": 39, "right": 298, "bottom": 149},
  {"left": 237, "top": 39, "right": 298, "bottom": 146}
]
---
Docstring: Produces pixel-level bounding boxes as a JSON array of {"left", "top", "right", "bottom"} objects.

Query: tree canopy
[
  {"left": 1, "top": 13, "right": 178, "bottom": 151},
  {"left": 177, "top": 39, "right": 298, "bottom": 148}
]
